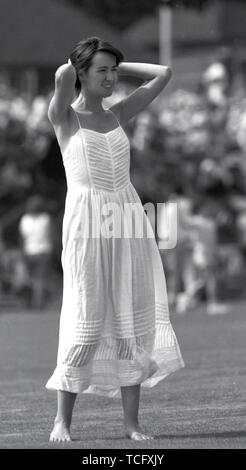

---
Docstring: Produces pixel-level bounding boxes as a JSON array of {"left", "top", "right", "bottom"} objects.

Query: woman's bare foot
[
  {"left": 49, "top": 418, "right": 72, "bottom": 442},
  {"left": 125, "top": 425, "right": 154, "bottom": 441}
]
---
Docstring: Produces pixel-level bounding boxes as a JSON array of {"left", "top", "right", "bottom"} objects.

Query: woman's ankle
[
  {"left": 123, "top": 419, "right": 140, "bottom": 432},
  {"left": 54, "top": 416, "right": 71, "bottom": 429}
]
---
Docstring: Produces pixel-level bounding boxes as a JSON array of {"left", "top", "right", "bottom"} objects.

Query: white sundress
[{"left": 45, "top": 107, "right": 184, "bottom": 398}]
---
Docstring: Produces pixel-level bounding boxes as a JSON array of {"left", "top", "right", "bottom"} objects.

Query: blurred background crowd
[{"left": 0, "top": 0, "right": 246, "bottom": 313}]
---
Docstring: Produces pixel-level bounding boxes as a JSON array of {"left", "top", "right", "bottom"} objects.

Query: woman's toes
[
  {"left": 126, "top": 431, "right": 154, "bottom": 441},
  {"left": 49, "top": 421, "right": 72, "bottom": 442}
]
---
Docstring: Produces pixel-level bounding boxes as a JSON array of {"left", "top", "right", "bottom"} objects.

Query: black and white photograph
[{"left": 0, "top": 0, "right": 245, "bottom": 457}]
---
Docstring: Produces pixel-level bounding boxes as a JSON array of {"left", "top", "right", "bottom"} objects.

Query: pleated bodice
[{"left": 62, "top": 123, "right": 131, "bottom": 194}]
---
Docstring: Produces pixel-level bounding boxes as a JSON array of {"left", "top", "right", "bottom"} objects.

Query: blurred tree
[{"left": 66, "top": 0, "right": 245, "bottom": 30}]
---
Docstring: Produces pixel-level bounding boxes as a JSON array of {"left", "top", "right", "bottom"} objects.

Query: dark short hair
[{"left": 70, "top": 36, "right": 124, "bottom": 93}]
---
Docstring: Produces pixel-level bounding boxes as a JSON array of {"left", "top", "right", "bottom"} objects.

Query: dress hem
[{"left": 45, "top": 357, "right": 185, "bottom": 398}]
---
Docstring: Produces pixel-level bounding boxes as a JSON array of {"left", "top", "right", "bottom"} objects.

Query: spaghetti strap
[
  {"left": 108, "top": 108, "right": 121, "bottom": 127},
  {"left": 73, "top": 108, "right": 82, "bottom": 130}
]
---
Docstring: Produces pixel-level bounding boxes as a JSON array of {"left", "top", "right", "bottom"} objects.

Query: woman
[{"left": 46, "top": 36, "right": 184, "bottom": 442}]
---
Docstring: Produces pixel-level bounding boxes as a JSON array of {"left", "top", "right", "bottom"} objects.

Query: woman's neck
[{"left": 77, "top": 92, "right": 105, "bottom": 113}]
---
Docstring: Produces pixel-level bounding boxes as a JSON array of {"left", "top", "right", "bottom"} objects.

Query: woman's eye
[{"left": 98, "top": 68, "right": 117, "bottom": 71}]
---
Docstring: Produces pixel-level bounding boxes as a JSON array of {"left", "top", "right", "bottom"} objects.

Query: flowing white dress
[{"left": 46, "top": 107, "right": 184, "bottom": 398}]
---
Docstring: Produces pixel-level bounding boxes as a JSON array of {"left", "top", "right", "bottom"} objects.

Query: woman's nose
[{"left": 106, "top": 70, "right": 114, "bottom": 81}]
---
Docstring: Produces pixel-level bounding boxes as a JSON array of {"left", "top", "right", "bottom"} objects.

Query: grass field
[{"left": 0, "top": 299, "right": 245, "bottom": 450}]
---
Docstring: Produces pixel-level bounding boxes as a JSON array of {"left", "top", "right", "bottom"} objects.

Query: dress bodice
[{"left": 61, "top": 111, "right": 131, "bottom": 193}]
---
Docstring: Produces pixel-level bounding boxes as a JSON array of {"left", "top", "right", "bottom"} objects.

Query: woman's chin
[{"left": 102, "top": 88, "right": 113, "bottom": 97}]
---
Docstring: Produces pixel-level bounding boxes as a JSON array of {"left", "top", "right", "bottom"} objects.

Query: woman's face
[{"left": 79, "top": 51, "right": 118, "bottom": 98}]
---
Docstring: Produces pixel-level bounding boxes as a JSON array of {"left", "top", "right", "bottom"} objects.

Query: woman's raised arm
[
  {"left": 115, "top": 62, "right": 172, "bottom": 122},
  {"left": 48, "top": 61, "right": 77, "bottom": 125}
]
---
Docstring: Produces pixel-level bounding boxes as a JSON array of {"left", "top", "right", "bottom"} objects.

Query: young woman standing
[{"left": 46, "top": 36, "right": 184, "bottom": 442}]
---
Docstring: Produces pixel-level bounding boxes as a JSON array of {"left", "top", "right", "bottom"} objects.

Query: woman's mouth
[{"left": 103, "top": 84, "right": 113, "bottom": 90}]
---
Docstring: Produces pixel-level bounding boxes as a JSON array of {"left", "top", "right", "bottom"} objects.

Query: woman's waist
[
  {"left": 66, "top": 180, "right": 134, "bottom": 195},
  {"left": 64, "top": 181, "right": 143, "bottom": 215}
]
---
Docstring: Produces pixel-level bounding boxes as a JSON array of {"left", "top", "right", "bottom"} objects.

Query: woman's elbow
[
  {"left": 159, "top": 66, "right": 172, "bottom": 87},
  {"left": 47, "top": 100, "right": 55, "bottom": 123},
  {"left": 162, "top": 66, "right": 172, "bottom": 81},
  {"left": 55, "top": 65, "right": 66, "bottom": 82},
  {"left": 55, "top": 63, "right": 76, "bottom": 86}
]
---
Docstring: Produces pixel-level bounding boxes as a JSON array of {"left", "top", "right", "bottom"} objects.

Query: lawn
[{"left": 0, "top": 300, "right": 245, "bottom": 450}]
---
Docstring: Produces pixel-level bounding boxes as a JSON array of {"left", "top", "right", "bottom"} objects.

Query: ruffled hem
[{"left": 45, "top": 347, "right": 184, "bottom": 398}]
